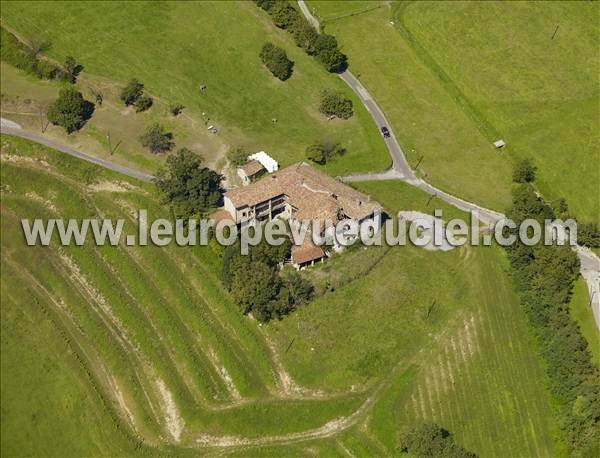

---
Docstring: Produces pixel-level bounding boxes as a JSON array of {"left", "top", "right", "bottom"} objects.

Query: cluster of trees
[
  {"left": 399, "top": 423, "right": 477, "bottom": 457},
  {"left": 0, "top": 27, "right": 82, "bottom": 82},
  {"left": 578, "top": 222, "right": 600, "bottom": 248},
  {"left": 255, "top": 1, "right": 348, "bottom": 73},
  {"left": 260, "top": 42, "right": 294, "bottom": 81},
  {"left": 319, "top": 89, "right": 353, "bottom": 119},
  {"left": 1, "top": 27, "right": 90, "bottom": 133},
  {"left": 47, "top": 87, "right": 94, "bottom": 134},
  {"left": 222, "top": 239, "right": 313, "bottom": 322},
  {"left": 504, "top": 182, "right": 600, "bottom": 455},
  {"left": 120, "top": 78, "right": 153, "bottom": 112},
  {"left": 305, "top": 139, "right": 346, "bottom": 164},
  {"left": 154, "top": 148, "right": 222, "bottom": 218}
]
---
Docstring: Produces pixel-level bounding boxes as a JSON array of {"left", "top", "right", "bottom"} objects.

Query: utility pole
[
  {"left": 285, "top": 338, "right": 295, "bottom": 353},
  {"left": 38, "top": 108, "right": 48, "bottom": 133},
  {"left": 425, "top": 299, "right": 436, "bottom": 319},
  {"left": 551, "top": 25, "right": 559, "bottom": 40},
  {"left": 107, "top": 132, "right": 121, "bottom": 155}
]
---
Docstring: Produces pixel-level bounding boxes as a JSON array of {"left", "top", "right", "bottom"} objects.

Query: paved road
[
  {"left": 297, "top": 1, "right": 600, "bottom": 329},
  {"left": 0, "top": 119, "right": 154, "bottom": 182},
  {"left": 298, "top": 0, "right": 320, "bottom": 32}
]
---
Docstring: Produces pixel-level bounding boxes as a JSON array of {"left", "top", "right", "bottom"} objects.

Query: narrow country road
[
  {"left": 298, "top": 0, "right": 320, "bottom": 32},
  {"left": 297, "top": 1, "right": 600, "bottom": 330},
  {"left": 0, "top": 119, "right": 154, "bottom": 182}
]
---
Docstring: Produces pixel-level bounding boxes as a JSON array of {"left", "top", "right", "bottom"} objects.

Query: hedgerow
[
  {"left": 254, "top": 0, "right": 348, "bottom": 73},
  {"left": 504, "top": 183, "right": 600, "bottom": 456}
]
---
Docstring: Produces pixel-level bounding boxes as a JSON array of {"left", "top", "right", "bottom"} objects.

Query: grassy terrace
[
  {"left": 0, "top": 1, "right": 390, "bottom": 176},
  {"left": 308, "top": 0, "right": 599, "bottom": 222},
  {"left": 1, "top": 134, "right": 560, "bottom": 456},
  {"left": 0, "top": 135, "right": 361, "bottom": 455}
]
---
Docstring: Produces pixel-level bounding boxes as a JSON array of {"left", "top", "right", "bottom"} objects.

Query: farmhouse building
[{"left": 223, "top": 162, "right": 381, "bottom": 267}]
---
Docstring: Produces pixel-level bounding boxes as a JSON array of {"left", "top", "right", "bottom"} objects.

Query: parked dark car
[{"left": 381, "top": 126, "right": 390, "bottom": 138}]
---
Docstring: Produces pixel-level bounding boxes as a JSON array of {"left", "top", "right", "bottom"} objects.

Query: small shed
[
  {"left": 237, "top": 160, "right": 265, "bottom": 186},
  {"left": 291, "top": 241, "right": 326, "bottom": 269},
  {"left": 211, "top": 209, "right": 236, "bottom": 227},
  {"left": 493, "top": 139, "right": 506, "bottom": 149}
]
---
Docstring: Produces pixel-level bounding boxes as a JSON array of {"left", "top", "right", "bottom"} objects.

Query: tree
[
  {"left": 46, "top": 87, "right": 94, "bottom": 134},
  {"left": 280, "top": 270, "right": 313, "bottom": 306},
  {"left": 291, "top": 18, "right": 319, "bottom": 54},
  {"left": 305, "top": 143, "right": 327, "bottom": 164},
  {"left": 139, "top": 123, "right": 174, "bottom": 154},
  {"left": 314, "top": 34, "right": 349, "bottom": 72},
  {"left": 551, "top": 197, "right": 569, "bottom": 216},
  {"left": 305, "top": 140, "right": 346, "bottom": 164},
  {"left": 169, "top": 103, "right": 184, "bottom": 116},
  {"left": 270, "top": 2, "right": 299, "bottom": 29},
  {"left": 314, "top": 34, "right": 338, "bottom": 55},
  {"left": 319, "top": 89, "right": 353, "bottom": 119},
  {"left": 399, "top": 423, "right": 477, "bottom": 458},
  {"left": 316, "top": 47, "right": 348, "bottom": 73},
  {"left": 255, "top": 0, "right": 276, "bottom": 12},
  {"left": 227, "top": 147, "right": 249, "bottom": 167},
  {"left": 260, "top": 42, "right": 294, "bottom": 81},
  {"left": 33, "top": 59, "right": 59, "bottom": 79},
  {"left": 120, "top": 78, "right": 144, "bottom": 106},
  {"left": 134, "top": 95, "right": 153, "bottom": 112},
  {"left": 62, "top": 55, "right": 82, "bottom": 83},
  {"left": 513, "top": 158, "right": 537, "bottom": 183},
  {"left": 154, "top": 148, "right": 222, "bottom": 218}
]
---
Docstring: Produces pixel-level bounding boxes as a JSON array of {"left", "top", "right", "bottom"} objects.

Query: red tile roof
[
  {"left": 292, "top": 241, "right": 326, "bottom": 265},
  {"left": 225, "top": 162, "right": 379, "bottom": 222}
]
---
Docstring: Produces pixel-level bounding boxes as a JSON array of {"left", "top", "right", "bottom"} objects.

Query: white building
[{"left": 248, "top": 151, "right": 278, "bottom": 173}]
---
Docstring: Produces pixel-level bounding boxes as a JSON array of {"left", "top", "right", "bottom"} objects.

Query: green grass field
[
  {"left": 1, "top": 134, "right": 561, "bottom": 456},
  {"left": 0, "top": 1, "right": 390, "bottom": 176},
  {"left": 267, "top": 181, "right": 562, "bottom": 456},
  {"left": 309, "top": 0, "right": 599, "bottom": 222}
]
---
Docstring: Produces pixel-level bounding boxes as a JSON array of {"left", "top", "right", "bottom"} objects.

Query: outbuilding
[
  {"left": 291, "top": 241, "right": 326, "bottom": 269},
  {"left": 248, "top": 151, "right": 278, "bottom": 173},
  {"left": 237, "top": 160, "right": 265, "bottom": 186}
]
